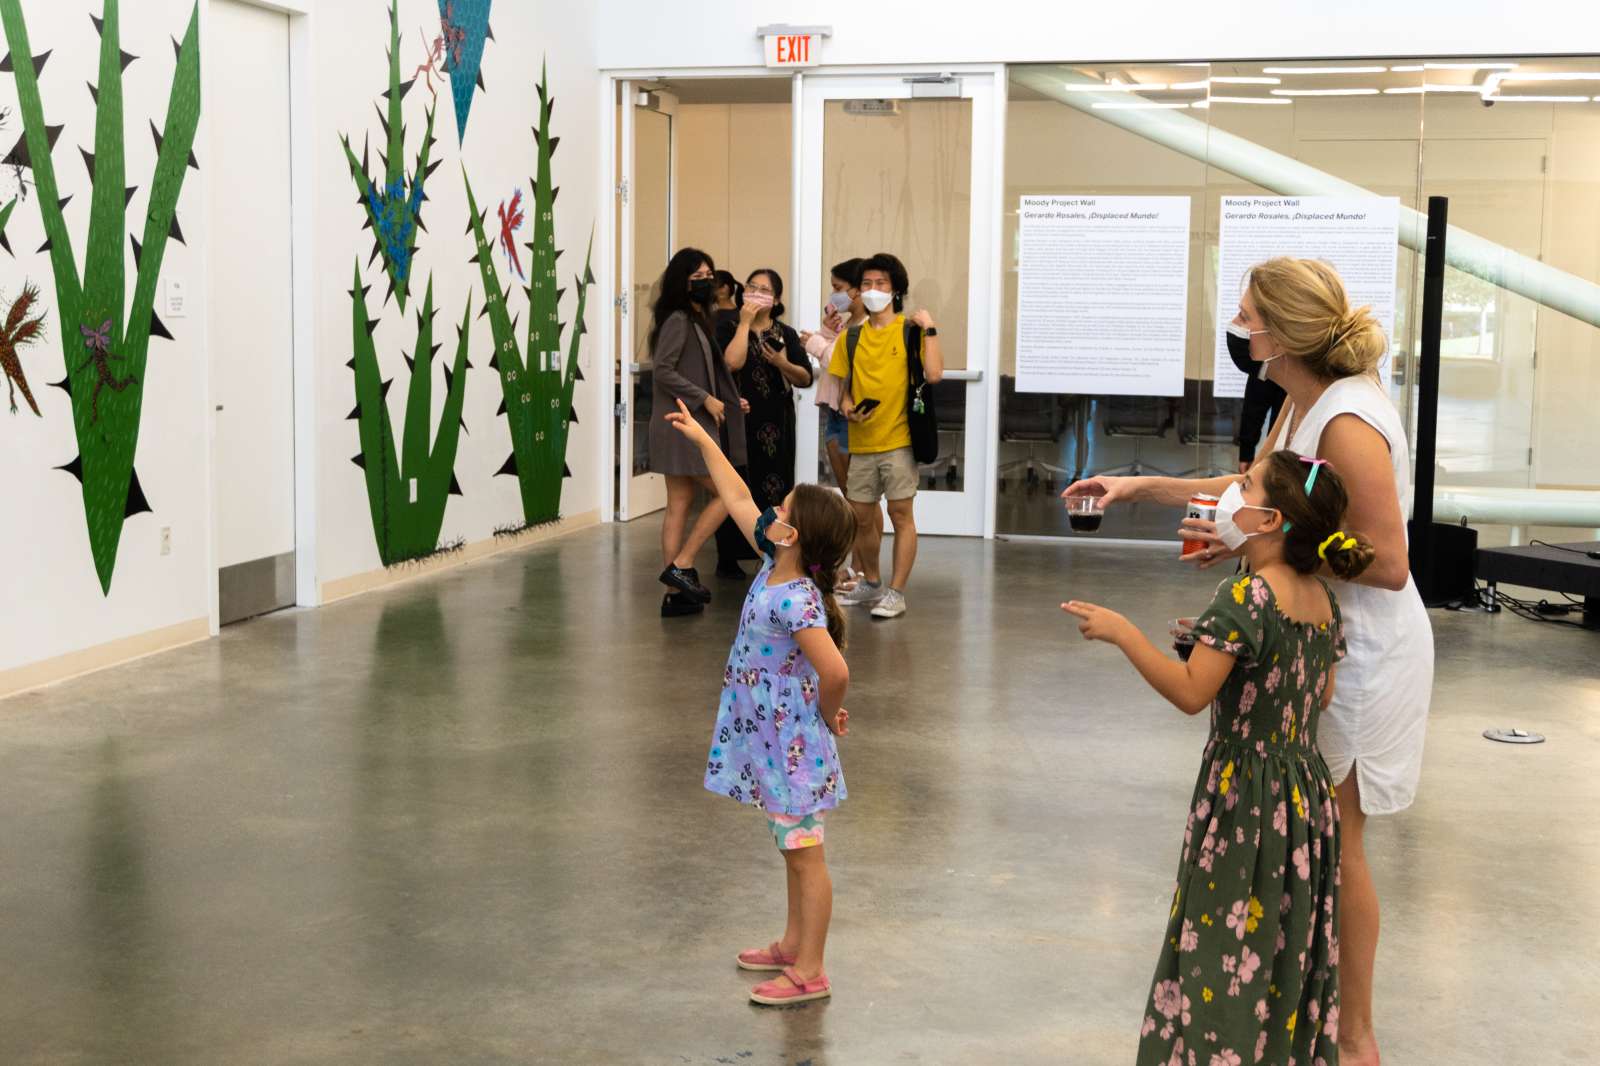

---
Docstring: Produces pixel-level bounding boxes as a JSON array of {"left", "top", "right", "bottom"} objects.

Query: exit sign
[{"left": 763, "top": 32, "right": 818, "bottom": 68}]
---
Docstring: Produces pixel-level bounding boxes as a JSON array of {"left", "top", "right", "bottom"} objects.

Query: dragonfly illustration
[
  {"left": 77, "top": 318, "right": 135, "bottom": 424},
  {"left": 0, "top": 282, "right": 46, "bottom": 416},
  {"left": 497, "top": 188, "right": 526, "bottom": 281}
]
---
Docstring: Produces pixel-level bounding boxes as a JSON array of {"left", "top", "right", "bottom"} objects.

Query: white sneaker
[
  {"left": 838, "top": 580, "right": 884, "bottom": 607},
  {"left": 870, "top": 588, "right": 907, "bottom": 619}
]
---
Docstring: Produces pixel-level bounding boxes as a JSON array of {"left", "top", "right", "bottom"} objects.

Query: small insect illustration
[
  {"left": 497, "top": 188, "right": 526, "bottom": 280},
  {"left": 77, "top": 318, "right": 135, "bottom": 424},
  {"left": 412, "top": 28, "right": 447, "bottom": 103},
  {"left": 0, "top": 282, "right": 47, "bottom": 416}
]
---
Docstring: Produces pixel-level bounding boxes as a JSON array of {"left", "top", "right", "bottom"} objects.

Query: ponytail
[
  {"left": 785, "top": 484, "right": 858, "bottom": 651},
  {"left": 1260, "top": 450, "right": 1377, "bottom": 581},
  {"left": 1319, "top": 530, "right": 1377, "bottom": 582},
  {"left": 808, "top": 562, "right": 849, "bottom": 651}
]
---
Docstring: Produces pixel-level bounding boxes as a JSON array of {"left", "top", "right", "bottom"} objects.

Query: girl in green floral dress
[{"left": 1065, "top": 450, "right": 1377, "bottom": 1066}]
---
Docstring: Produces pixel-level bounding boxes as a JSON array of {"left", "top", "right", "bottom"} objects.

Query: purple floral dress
[
  {"left": 1138, "top": 574, "right": 1345, "bottom": 1066},
  {"left": 703, "top": 558, "right": 845, "bottom": 817}
]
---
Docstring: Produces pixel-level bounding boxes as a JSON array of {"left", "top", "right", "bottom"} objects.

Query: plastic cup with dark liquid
[
  {"left": 1169, "top": 618, "right": 1197, "bottom": 660},
  {"left": 1065, "top": 494, "right": 1105, "bottom": 533}
]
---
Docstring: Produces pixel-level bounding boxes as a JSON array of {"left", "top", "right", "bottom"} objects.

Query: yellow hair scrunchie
[{"left": 1318, "top": 531, "right": 1357, "bottom": 560}]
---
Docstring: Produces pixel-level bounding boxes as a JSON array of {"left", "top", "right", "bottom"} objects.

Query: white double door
[{"left": 614, "top": 69, "right": 1000, "bottom": 537}]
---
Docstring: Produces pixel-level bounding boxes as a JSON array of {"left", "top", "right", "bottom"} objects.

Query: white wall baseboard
[
  {"left": 0, "top": 617, "right": 212, "bottom": 702},
  {"left": 2, "top": 510, "right": 601, "bottom": 703},
  {"left": 319, "top": 509, "right": 601, "bottom": 604}
]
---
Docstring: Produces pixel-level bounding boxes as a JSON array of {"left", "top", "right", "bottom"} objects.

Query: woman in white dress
[{"left": 1065, "top": 257, "right": 1433, "bottom": 1066}]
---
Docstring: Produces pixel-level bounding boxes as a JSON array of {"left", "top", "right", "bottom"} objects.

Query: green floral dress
[{"left": 1137, "top": 573, "right": 1346, "bottom": 1066}]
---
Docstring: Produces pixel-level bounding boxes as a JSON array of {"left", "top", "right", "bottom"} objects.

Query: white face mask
[
  {"left": 860, "top": 290, "right": 893, "bottom": 314},
  {"left": 1213, "top": 481, "right": 1281, "bottom": 550}
]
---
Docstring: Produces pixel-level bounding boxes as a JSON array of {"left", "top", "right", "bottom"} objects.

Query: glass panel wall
[
  {"left": 1003, "top": 57, "right": 1600, "bottom": 546},
  {"left": 817, "top": 97, "right": 973, "bottom": 493},
  {"left": 1002, "top": 63, "right": 1215, "bottom": 538}
]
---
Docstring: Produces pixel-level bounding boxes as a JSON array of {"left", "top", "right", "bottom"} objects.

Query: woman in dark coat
[{"left": 647, "top": 248, "right": 746, "bottom": 611}]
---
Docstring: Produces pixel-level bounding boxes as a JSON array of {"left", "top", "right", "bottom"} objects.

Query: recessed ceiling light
[
  {"left": 1206, "top": 96, "right": 1292, "bottom": 105},
  {"left": 1270, "top": 88, "right": 1381, "bottom": 96},
  {"left": 1210, "top": 76, "right": 1281, "bottom": 85},
  {"left": 1488, "top": 94, "right": 1592, "bottom": 102},
  {"left": 1261, "top": 66, "right": 1388, "bottom": 75}
]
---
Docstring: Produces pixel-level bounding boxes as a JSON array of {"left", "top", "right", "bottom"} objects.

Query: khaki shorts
[{"left": 847, "top": 447, "right": 919, "bottom": 504}]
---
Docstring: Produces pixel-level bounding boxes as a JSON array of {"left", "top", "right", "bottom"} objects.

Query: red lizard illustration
[
  {"left": 0, "top": 281, "right": 46, "bottom": 416},
  {"left": 77, "top": 319, "right": 136, "bottom": 424},
  {"left": 497, "top": 188, "right": 526, "bottom": 281}
]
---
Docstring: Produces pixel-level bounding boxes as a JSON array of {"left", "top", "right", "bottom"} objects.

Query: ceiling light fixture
[
  {"left": 1270, "top": 88, "right": 1381, "bottom": 96},
  {"left": 1210, "top": 76, "right": 1281, "bottom": 85},
  {"left": 1060, "top": 81, "right": 1167, "bottom": 92},
  {"left": 1495, "top": 71, "right": 1600, "bottom": 82},
  {"left": 1390, "top": 62, "right": 1519, "bottom": 72},
  {"left": 1090, "top": 101, "right": 1192, "bottom": 110},
  {"left": 1261, "top": 65, "right": 1388, "bottom": 75},
  {"left": 1487, "top": 94, "right": 1592, "bottom": 102},
  {"left": 1382, "top": 84, "right": 1489, "bottom": 94},
  {"left": 1206, "top": 95, "right": 1292, "bottom": 105}
]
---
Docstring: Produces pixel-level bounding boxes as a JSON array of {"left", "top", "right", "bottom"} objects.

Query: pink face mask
[{"left": 744, "top": 291, "right": 774, "bottom": 309}]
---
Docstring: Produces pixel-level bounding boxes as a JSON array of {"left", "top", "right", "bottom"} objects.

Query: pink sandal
[
  {"left": 736, "top": 941, "right": 796, "bottom": 972},
  {"left": 750, "top": 966, "right": 831, "bottom": 1006}
]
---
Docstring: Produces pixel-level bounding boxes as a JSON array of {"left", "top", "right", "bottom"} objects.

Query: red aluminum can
[{"left": 1182, "top": 494, "right": 1219, "bottom": 557}]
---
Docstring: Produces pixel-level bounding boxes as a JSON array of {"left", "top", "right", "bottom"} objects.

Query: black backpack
[{"left": 844, "top": 322, "right": 939, "bottom": 465}]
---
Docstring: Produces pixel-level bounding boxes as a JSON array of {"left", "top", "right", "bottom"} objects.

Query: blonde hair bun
[{"left": 1247, "top": 257, "right": 1388, "bottom": 381}]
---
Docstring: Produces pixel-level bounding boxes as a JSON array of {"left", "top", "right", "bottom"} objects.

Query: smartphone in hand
[{"left": 854, "top": 398, "right": 881, "bottom": 416}]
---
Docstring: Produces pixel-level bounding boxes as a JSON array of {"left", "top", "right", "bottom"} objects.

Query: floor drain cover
[{"left": 1484, "top": 728, "right": 1546, "bottom": 744}]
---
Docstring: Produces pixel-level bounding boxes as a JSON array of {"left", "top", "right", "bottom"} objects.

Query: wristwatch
[{"left": 923, "top": 326, "right": 938, "bottom": 337}]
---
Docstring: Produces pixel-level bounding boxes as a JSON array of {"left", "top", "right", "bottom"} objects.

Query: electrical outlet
[
  {"left": 408, "top": 478, "right": 418, "bottom": 503},
  {"left": 160, "top": 527, "right": 172, "bottom": 556}
]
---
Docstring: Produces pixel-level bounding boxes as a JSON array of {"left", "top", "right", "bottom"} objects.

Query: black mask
[
  {"left": 1225, "top": 329, "right": 1256, "bottom": 376},
  {"left": 689, "top": 278, "right": 715, "bottom": 305}
]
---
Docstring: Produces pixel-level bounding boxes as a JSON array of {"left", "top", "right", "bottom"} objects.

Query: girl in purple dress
[{"left": 664, "top": 399, "right": 858, "bottom": 1007}]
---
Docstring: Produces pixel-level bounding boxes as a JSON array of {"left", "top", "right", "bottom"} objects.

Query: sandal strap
[
  {"left": 782, "top": 965, "right": 823, "bottom": 991},
  {"left": 769, "top": 941, "right": 789, "bottom": 963}
]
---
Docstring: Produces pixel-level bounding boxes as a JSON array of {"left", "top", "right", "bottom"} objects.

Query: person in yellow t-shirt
[{"left": 825, "top": 253, "right": 943, "bottom": 620}]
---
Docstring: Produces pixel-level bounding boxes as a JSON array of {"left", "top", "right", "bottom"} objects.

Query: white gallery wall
[{"left": 2, "top": 0, "right": 604, "bottom": 692}]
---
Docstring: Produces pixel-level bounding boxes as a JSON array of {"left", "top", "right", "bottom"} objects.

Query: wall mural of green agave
[
  {"left": 341, "top": 0, "right": 470, "bottom": 568},
  {"left": 0, "top": 0, "right": 201, "bottom": 594},
  {"left": 464, "top": 60, "right": 592, "bottom": 531}
]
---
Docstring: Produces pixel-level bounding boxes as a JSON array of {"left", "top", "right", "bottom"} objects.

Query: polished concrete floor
[{"left": 2, "top": 521, "right": 1598, "bottom": 1065}]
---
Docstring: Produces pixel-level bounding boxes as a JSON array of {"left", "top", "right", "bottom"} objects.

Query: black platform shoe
[
  {"left": 660, "top": 565, "right": 712, "bottom": 603},
  {"left": 660, "top": 591, "right": 706, "bottom": 617}
]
